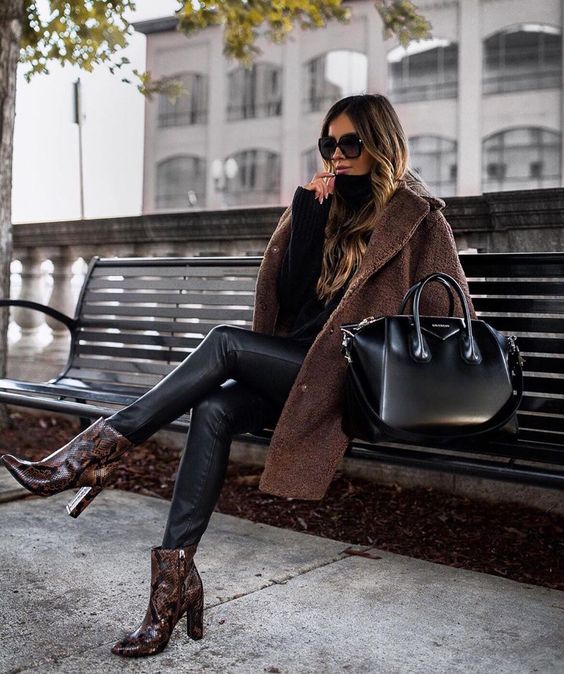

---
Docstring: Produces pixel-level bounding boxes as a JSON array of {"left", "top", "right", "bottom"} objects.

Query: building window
[
  {"left": 388, "top": 38, "right": 458, "bottom": 103},
  {"left": 482, "top": 128, "right": 561, "bottom": 192},
  {"left": 302, "top": 147, "right": 320, "bottom": 185},
  {"left": 483, "top": 24, "right": 561, "bottom": 94},
  {"left": 223, "top": 149, "right": 280, "bottom": 206},
  {"left": 155, "top": 155, "right": 206, "bottom": 210},
  {"left": 303, "top": 50, "right": 367, "bottom": 113},
  {"left": 409, "top": 136, "right": 457, "bottom": 197},
  {"left": 227, "top": 63, "right": 282, "bottom": 120},
  {"left": 157, "top": 73, "right": 208, "bottom": 127}
]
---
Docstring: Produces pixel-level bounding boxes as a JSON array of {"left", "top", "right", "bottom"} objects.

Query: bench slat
[
  {"left": 91, "top": 265, "right": 257, "bottom": 277},
  {"left": 80, "top": 317, "right": 239, "bottom": 335},
  {"left": 476, "top": 316, "right": 564, "bottom": 333},
  {"left": 77, "top": 329, "right": 202, "bottom": 349},
  {"left": 515, "top": 428, "right": 564, "bottom": 446},
  {"left": 88, "top": 277, "right": 257, "bottom": 291},
  {"left": 81, "top": 304, "right": 254, "bottom": 320},
  {"left": 64, "top": 367, "right": 164, "bottom": 388},
  {"left": 517, "top": 413, "right": 564, "bottom": 433},
  {"left": 468, "top": 280, "right": 564, "bottom": 295},
  {"left": 516, "top": 337, "right": 564, "bottom": 355},
  {"left": 520, "top": 375, "right": 564, "bottom": 396},
  {"left": 84, "top": 291, "right": 255, "bottom": 306},
  {"left": 461, "top": 253, "right": 564, "bottom": 277},
  {"left": 71, "top": 356, "right": 175, "bottom": 376},
  {"left": 76, "top": 344, "right": 193, "bottom": 362},
  {"left": 519, "top": 396, "right": 564, "bottom": 415},
  {"left": 518, "top": 355, "right": 564, "bottom": 375},
  {"left": 472, "top": 297, "right": 564, "bottom": 313}
]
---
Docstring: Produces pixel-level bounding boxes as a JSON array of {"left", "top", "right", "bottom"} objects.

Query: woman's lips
[{"left": 335, "top": 168, "right": 351, "bottom": 174}]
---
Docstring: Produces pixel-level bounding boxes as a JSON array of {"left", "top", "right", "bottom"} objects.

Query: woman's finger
[{"left": 304, "top": 172, "right": 335, "bottom": 191}]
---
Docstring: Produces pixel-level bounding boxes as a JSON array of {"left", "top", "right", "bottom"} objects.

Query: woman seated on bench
[{"left": 1, "top": 93, "right": 476, "bottom": 658}]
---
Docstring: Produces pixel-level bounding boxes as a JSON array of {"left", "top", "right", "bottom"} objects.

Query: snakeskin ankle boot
[
  {"left": 111, "top": 542, "right": 204, "bottom": 657},
  {"left": 1, "top": 416, "right": 135, "bottom": 517}
]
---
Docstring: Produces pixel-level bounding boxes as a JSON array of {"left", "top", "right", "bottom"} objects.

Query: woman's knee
[
  {"left": 208, "top": 323, "right": 237, "bottom": 339},
  {"left": 191, "top": 393, "right": 233, "bottom": 429},
  {"left": 191, "top": 382, "right": 269, "bottom": 436}
]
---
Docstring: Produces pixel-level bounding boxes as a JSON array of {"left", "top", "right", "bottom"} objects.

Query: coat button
[
  {"left": 330, "top": 327, "right": 334, "bottom": 334},
  {"left": 271, "top": 245, "right": 279, "bottom": 253},
  {"left": 300, "top": 383, "right": 307, "bottom": 391}
]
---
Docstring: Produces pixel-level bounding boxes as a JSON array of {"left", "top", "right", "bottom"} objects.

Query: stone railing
[{"left": 7, "top": 187, "right": 564, "bottom": 382}]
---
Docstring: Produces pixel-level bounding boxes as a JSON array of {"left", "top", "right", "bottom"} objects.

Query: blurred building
[{"left": 134, "top": 0, "right": 564, "bottom": 212}]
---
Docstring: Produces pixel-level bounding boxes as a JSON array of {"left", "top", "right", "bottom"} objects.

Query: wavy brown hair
[{"left": 316, "top": 93, "right": 432, "bottom": 304}]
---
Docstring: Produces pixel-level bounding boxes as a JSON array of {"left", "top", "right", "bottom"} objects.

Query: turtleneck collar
[{"left": 333, "top": 171, "right": 372, "bottom": 209}]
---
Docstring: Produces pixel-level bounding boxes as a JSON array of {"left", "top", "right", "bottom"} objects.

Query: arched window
[
  {"left": 482, "top": 128, "right": 561, "bottom": 192},
  {"left": 483, "top": 24, "right": 562, "bottom": 94},
  {"left": 223, "top": 149, "right": 280, "bottom": 206},
  {"left": 227, "top": 63, "right": 282, "bottom": 120},
  {"left": 155, "top": 155, "right": 206, "bottom": 210},
  {"left": 157, "top": 72, "right": 208, "bottom": 127},
  {"left": 409, "top": 136, "right": 457, "bottom": 197},
  {"left": 302, "top": 147, "right": 320, "bottom": 185},
  {"left": 303, "top": 50, "right": 367, "bottom": 113},
  {"left": 388, "top": 38, "right": 458, "bottom": 103}
]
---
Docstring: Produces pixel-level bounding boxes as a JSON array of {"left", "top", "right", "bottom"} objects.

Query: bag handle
[
  {"left": 409, "top": 272, "right": 482, "bottom": 365},
  {"left": 399, "top": 277, "right": 455, "bottom": 317}
]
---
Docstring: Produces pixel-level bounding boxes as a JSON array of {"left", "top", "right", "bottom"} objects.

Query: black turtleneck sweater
[{"left": 276, "top": 172, "right": 373, "bottom": 345}]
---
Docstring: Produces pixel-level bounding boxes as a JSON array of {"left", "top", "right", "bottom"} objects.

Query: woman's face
[{"left": 326, "top": 113, "right": 376, "bottom": 176}]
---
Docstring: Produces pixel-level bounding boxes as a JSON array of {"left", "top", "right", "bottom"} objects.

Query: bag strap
[
  {"left": 399, "top": 277, "right": 455, "bottom": 316},
  {"left": 347, "top": 346, "right": 524, "bottom": 443}
]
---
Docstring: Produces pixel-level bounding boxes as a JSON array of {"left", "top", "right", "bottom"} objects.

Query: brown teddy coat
[{"left": 252, "top": 178, "right": 478, "bottom": 501}]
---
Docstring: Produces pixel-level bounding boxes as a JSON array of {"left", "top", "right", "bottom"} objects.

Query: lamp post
[{"left": 73, "top": 78, "right": 85, "bottom": 220}]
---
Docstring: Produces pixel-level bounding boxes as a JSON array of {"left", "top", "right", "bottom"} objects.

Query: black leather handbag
[{"left": 339, "top": 272, "right": 524, "bottom": 444}]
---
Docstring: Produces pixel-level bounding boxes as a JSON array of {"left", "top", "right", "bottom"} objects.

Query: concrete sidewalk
[{"left": 0, "top": 469, "right": 562, "bottom": 674}]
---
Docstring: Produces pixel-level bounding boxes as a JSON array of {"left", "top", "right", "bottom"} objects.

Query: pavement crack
[{"left": 206, "top": 548, "right": 358, "bottom": 609}]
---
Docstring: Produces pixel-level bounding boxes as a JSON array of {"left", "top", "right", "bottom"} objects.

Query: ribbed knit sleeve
[{"left": 277, "top": 187, "right": 332, "bottom": 317}]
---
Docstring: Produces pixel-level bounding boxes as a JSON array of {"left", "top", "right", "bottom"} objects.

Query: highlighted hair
[{"left": 316, "top": 93, "right": 432, "bottom": 303}]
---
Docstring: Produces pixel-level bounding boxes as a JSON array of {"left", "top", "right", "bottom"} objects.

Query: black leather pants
[{"left": 106, "top": 324, "right": 310, "bottom": 548}]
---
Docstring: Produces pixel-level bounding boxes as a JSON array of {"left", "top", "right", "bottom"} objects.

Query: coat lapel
[{"left": 346, "top": 182, "right": 430, "bottom": 293}]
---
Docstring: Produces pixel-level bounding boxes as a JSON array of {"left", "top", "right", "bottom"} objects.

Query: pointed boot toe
[
  {"left": 110, "top": 631, "right": 167, "bottom": 658},
  {"left": 1, "top": 453, "right": 23, "bottom": 472},
  {"left": 1, "top": 453, "right": 52, "bottom": 495}
]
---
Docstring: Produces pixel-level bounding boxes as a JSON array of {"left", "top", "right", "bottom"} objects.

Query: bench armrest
[{"left": 0, "top": 299, "right": 77, "bottom": 332}]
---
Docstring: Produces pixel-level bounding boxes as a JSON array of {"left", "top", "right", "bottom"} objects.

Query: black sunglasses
[{"left": 318, "top": 133, "right": 364, "bottom": 160}]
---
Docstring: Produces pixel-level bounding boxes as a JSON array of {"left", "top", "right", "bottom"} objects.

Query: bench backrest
[
  {"left": 460, "top": 252, "right": 564, "bottom": 452},
  {"left": 63, "top": 256, "right": 261, "bottom": 392},
  {"left": 61, "top": 252, "right": 564, "bottom": 452}
]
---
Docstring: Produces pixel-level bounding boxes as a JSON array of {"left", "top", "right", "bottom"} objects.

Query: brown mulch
[{"left": 1, "top": 411, "right": 562, "bottom": 592}]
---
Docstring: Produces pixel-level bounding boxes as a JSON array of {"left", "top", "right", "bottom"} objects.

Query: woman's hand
[{"left": 303, "top": 171, "right": 335, "bottom": 205}]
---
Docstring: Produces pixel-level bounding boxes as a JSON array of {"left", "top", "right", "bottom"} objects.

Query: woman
[{"left": 1, "top": 94, "right": 477, "bottom": 658}]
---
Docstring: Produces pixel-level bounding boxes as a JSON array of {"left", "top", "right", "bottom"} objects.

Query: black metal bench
[{"left": 0, "top": 253, "right": 562, "bottom": 490}]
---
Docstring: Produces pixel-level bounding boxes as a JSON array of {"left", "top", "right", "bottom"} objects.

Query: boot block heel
[
  {"left": 66, "top": 485, "right": 103, "bottom": 518},
  {"left": 186, "top": 601, "right": 204, "bottom": 640}
]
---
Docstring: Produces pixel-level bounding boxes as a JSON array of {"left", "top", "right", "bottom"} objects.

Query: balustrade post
[
  {"left": 43, "top": 247, "right": 79, "bottom": 360},
  {"left": 11, "top": 248, "right": 47, "bottom": 359}
]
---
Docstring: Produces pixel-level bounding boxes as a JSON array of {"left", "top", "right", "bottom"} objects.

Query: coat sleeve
[
  {"left": 413, "top": 211, "right": 478, "bottom": 321},
  {"left": 277, "top": 187, "right": 331, "bottom": 316}
]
